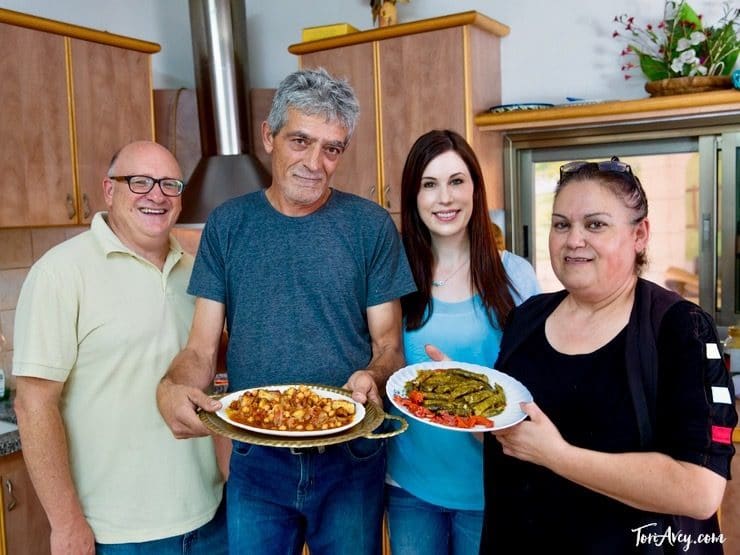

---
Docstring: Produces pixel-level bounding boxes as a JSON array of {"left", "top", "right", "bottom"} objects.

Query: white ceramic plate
[
  {"left": 216, "top": 385, "right": 365, "bottom": 437},
  {"left": 386, "top": 361, "right": 532, "bottom": 433}
]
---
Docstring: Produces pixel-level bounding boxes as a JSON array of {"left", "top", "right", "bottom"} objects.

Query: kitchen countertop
[{"left": 0, "top": 393, "right": 20, "bottom": 456}]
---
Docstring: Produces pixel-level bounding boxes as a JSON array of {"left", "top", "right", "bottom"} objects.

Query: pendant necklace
[{"left": 432, "top": 257, "right": 469, "bottom": 287}]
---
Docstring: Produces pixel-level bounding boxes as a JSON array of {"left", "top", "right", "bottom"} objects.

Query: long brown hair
[{"left": 400, "top": 129, "right": 515, "bottom": 330}]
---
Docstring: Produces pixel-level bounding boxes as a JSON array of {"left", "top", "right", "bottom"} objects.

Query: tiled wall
[
  {"left": 171, "top": 227, "right": 203, "bottom": 259},
  {"left": 0, "top": 226, "right": 202, "bottom": 391},
  {"left": 0, "top": 227, "right": 88, "bottom": 388}
]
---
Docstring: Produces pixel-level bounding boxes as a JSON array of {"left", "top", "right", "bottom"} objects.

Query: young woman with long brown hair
[{"left": 385, "top": 129, "right": 540, "bottom": 555}]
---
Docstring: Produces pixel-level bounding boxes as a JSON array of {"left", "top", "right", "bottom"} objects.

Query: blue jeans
[
  {"left": 227, "top": 439, "right": 386, "bottom": 555},
  {"left": 95, "top": 492, "right": 227, "bottom": 554},
  {"left": 385, "top": 485, "right": 483, "bottom": 555}
]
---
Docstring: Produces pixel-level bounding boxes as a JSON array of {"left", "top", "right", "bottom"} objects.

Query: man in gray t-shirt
[{"left": 157, "top": 68, "right": 415, "bottom": 555}]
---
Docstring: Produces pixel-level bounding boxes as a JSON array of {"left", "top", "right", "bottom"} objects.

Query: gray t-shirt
[{"left": 189, "top": 189, "right": 416, "bottom": 390}]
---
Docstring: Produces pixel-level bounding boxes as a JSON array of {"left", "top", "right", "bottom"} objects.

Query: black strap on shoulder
[{"left": 626, "top": 279, "right": 684, "bottom": 448}]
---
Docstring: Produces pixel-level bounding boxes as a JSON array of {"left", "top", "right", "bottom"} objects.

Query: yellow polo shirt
[{"left": 13, "top": 213, "right": 223, "bottom": 543}]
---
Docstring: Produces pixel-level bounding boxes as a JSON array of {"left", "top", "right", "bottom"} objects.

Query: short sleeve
[
  {"left": 12, "top": 265, "right": 77, "bottom": 381},
  {"left": 366, "top": 214, "right": 416, "bottom": 307},
  {"left": 502, "top": 251, "right": 541, "bottom": 305},
  {"left": 188, "top": 212, "right": 227, "bottom": 303},
  {"left": 655, "top": 303, "right": 737, "bottom": 477}
]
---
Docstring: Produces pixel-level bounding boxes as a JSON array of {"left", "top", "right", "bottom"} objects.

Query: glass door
[
  {"left": 511, "top": 138, "right": 724, "bottom": 315},
  {"left": 719, "top": 132, "right": 740, "bottom": 326}
]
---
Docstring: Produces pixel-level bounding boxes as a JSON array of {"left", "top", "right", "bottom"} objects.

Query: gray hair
[{"left": 266, "top": 68, "right": 360, "bottom": 142}]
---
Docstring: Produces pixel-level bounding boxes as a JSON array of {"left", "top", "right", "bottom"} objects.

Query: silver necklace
[{"left": 432, "top": 257, "right": 469, "bottom": 287}]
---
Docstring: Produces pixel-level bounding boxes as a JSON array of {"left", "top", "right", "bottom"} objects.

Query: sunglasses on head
[
  {"left": 558, "top": 156, "right": 648, "bottom": 222},
  {"left": 559, "top": 156, "right": 633, "bottom": 183}
]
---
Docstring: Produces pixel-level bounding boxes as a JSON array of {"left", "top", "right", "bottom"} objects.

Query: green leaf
[
  {"left": 675, "top": 2, "right": 702, "bottom": 29},
  {"left": 637, "top": 52, "right": 672, "bottom": 80}
]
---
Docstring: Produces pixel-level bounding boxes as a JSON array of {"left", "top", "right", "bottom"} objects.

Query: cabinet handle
[
  {"left": 82, "top": 193, "right": 91, "bottom": 220},
  {"left": 66, "top": 193, "right": 77, "bottom": 220},
  {"left": 369, "top": 185, "right": 376, "bottom": 201},
  {"left": 384, "top": 184, "right": 391, "bottom": 210},
  {"left": 5, "top": 479, "right": 16, "bottom": 511}
]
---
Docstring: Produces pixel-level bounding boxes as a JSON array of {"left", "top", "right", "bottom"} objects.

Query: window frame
[{"left": 503, "top": 118, "right": 740, "bottom": 325}]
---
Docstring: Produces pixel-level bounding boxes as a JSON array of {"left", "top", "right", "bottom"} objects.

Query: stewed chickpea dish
[{"left": 226, "top": 385, "right": 357, "bottom": 432}]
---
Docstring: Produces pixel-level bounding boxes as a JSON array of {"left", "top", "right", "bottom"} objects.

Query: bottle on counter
[
  {"left": 212, "top": 372, "right": 229, "bottom": 395},
  {"left": 724, "top": 325, "right": 740, "bottom": 398}
]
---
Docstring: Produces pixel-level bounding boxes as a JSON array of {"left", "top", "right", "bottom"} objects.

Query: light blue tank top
[{"left": 386, "top": 251, "right": 540, "bottom": 510}]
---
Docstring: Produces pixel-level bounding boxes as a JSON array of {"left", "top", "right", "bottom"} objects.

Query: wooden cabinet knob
[
  {"left": 5, "top": 478, "right": 16, "bottom": 511},
  {"left": 66, "top": 193, "right": 77, "bottom": 220},
  {"left": 82, "top": 193, "right": 92, "bottom": 220}
]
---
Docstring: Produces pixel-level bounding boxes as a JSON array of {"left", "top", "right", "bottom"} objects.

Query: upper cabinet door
[
  {"left": 290, "top": 12, "right": 507, "bottom": 219},
  {"left": 377, "top": 28, "right": 466, "bottom": 214},
  {"left": 0, "top": 23, "right": 74, "bottom": 227},
  {"left": 301, "top": 42, "right": 379, "bottom": 204},
  {"left": 70, "top": 39, "right": 153, "bottom": 223}
]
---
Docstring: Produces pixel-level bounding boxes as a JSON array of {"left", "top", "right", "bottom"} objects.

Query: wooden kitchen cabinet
[
  {"left": 0, "top": 451, "right": 50, "bottom": 555},
  {"left": 71, "top": 39, "right": 154, "bottom": 224},
  {"left": 0, "top": 7, "right": 159, "bottom": 228},
  {"left": 0, "top": 22, "right": 74, "bottom": 228},
  {"left": 289, "top": 11, "right": 509, "bottom": 215},
  {"left": 293, "top": 42, "right": 378, "bottom": 203}
]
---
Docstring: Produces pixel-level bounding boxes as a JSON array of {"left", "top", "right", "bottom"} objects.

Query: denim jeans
[
  {"left": 227, "top": 438, "right": 386, "bottom": 555},
  {"left": 385, "top": 485, "right": 483, "bottom": 555},
  {"left": 95, "top": 492, "right": 227, "bottom": 555}
]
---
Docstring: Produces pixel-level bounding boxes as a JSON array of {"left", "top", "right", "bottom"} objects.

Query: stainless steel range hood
[{"left": 179, "top": 0, "right": 271, "bottom": 223}]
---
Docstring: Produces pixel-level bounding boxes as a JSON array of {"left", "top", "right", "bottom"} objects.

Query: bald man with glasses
[{"left": 13, "top": 141, "right": 226, "bottom": 555}]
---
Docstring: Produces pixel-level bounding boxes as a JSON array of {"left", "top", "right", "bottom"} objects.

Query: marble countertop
[{"left": 0, "top": 394, "right": 20, "bottom": 456}]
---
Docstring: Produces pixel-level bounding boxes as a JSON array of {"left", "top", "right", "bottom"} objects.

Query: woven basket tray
[
  {"left": 200, "top": 386, "right": 407, "bottom": 448},
  {"left": 645, "top": 76, "right": 732, "bottom": 96}
]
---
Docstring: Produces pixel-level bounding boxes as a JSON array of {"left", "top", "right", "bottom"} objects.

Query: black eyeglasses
[
  {"left": 109, "top": 175, "right": 185, "bottom": 197},
  {"left": 559, "top": 156, "right": 634, "bottom": 183}
]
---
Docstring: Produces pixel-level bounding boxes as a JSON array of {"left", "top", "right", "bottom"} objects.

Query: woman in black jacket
[{"left": 477, "top": 158, "right": 736, "bottom": 554}]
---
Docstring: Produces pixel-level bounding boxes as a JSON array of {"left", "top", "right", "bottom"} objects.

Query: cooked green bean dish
[{"left": 404, "top": 368, "right": 506, "bottom": 418}]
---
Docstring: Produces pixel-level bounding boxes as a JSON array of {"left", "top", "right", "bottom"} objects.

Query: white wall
[
  {"left": 1, "top": 0, "right": 734, "bottom": 103},
  {"left": 0, "top": 0, "right": 194, "bottom": 88}
]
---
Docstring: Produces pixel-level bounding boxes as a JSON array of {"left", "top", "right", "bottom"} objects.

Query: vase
[
  {"left": 644, "top": 76, "right": 732, "bottom": 97},
  {"left": 378, "top": 1, "right": 397, "bottom": 27}
]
